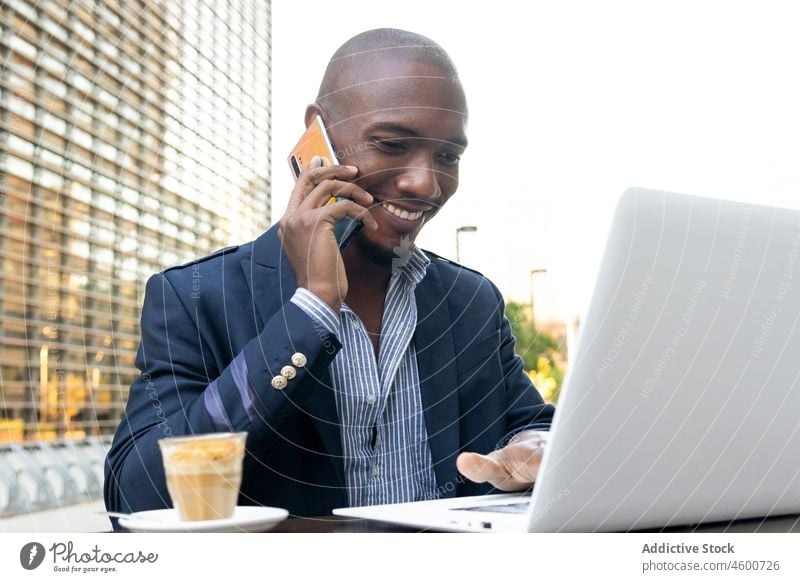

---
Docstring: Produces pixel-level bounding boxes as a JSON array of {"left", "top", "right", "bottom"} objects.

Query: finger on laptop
[
  {"left": 456, "top": 451, "right": 526, "bottom": 491},
  {"left": 458, "top": 445, "right": 544, "bottom": 490},
  {"left": 457, "top": 451, "right": 503, "bottom": 483}
]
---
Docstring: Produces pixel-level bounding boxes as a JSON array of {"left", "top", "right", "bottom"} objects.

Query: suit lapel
[
  {"left": 415, "top": 262, "right": 461, "bottom": 497},
  {"left": 241, "top": 225, "right": 297, "bottom": 328},
  {"left": 241, "top": 226, "right": 345, "bottom": 485}
]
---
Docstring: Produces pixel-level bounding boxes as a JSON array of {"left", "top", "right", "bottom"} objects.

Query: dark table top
[
  {"left": 270, "top": 514, "right": 800, "bottom": 533},
  {"left": 271, "top": 515, "right": 421, "bottom": 533}
]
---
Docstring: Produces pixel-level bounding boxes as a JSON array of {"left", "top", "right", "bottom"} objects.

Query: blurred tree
[
  {"left": 505, "top": 300, "right": 564, "bottom": 403},
  {"left": 529, "top": 357, "right": 559, "bottom": 403}
]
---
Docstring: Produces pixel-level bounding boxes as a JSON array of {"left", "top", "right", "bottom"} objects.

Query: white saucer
[{"left": 118, "top": 506, "right": 289, "bottom": 533}]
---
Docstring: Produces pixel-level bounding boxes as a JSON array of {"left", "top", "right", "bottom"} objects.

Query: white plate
[{"left": 118, "top": 506, "right": 289, "bottom": 533}]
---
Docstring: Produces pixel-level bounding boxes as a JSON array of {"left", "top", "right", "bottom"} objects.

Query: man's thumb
[{"left": 456, "top": 452, "right": 508, "bottom": 484}]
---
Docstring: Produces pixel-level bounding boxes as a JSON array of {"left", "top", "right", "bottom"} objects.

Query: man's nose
[{"left": 395, "top": 157, "right": 441, "bottom": 202}]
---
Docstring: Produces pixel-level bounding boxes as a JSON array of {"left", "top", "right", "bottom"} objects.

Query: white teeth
[{"left": 383, "top": 202, "right": 423, "bottom": 221}]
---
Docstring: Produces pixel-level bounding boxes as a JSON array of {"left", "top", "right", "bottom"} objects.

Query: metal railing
[{"left": 0, "top": 436, "right": 111, "bottom": 517}]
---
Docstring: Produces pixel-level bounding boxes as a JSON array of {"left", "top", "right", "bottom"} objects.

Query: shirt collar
[{"left": 339, "top": 245, "right": 429, "bottom": 317}]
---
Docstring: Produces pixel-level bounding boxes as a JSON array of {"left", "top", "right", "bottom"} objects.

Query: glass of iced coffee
[{"left": 158, "top": 432, "right": 247, "bottom": 521}]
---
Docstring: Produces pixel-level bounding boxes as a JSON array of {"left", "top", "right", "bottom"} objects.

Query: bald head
[{"left": 316, "top": 28, "right": 465, "bottom": 119}]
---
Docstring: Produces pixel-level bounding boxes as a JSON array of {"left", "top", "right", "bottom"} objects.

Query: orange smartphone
[
  {"left": 287, "top": 115, "right": 362, "bottom": 248},
  {"left": 288, "top": 115, "right": 338, "bottom": 177}
]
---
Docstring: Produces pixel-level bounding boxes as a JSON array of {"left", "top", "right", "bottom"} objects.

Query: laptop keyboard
[{"left": 453, "top": 501, "right": 531, "bottom": 514}]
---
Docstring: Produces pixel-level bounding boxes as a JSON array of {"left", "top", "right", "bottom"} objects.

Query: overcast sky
[{"left": 270, "top": 0, "right": 800, "bottom": 323}]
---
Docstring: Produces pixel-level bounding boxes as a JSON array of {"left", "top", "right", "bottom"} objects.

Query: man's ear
[{"left": 304, "top": 103, "right": 324, "bottom": 128}]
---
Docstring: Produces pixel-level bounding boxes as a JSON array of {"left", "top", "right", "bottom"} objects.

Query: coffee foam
[{"left": 163, "top": 437, "right": 245, "bottom": 475}]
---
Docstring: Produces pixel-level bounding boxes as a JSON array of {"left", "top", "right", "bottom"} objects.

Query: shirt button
[
  {"left": 366, "top": 394, "right": 376, "bottom": 405},
  {"left": 372, "top": 466, "right": 380, "bottom": 477},
  {"left": 280, "top": 365, "right": 297, "bottom": 380},
  {"left": 291, "top": 352, "right": 307, "bottom": 367},
  {"left": 271, "top": 375, "right": 288, "bottom": 390}
]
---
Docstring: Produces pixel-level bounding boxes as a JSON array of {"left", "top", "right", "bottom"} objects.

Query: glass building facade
[{"left": 0, "top": 0, "right": 271, "bottom": 441}]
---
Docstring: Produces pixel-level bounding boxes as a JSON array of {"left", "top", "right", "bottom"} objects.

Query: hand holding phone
[
  {"left": 288, "top": 115, "right": 363, "bottom": 248},
  {"left": 279, "top": 118, "right": 377, "bottom": 311}
]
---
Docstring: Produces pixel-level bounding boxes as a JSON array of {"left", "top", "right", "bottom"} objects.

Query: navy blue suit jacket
[{"left": 104, "top": 225, "right": 554, "bottom": 520}]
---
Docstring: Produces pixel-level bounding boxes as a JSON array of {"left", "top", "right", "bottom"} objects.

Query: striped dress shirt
[{"left": 290, "top": 247, "right": 438, "bottom": 506}]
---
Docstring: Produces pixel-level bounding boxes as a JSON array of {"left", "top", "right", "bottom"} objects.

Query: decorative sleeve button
[
  {"left": 271, "top": 375, "right": 288, "bottom": 390},
  {"left": 280, "top": 365, "right": 297, "bottom": 380},
  {"left": 291, "top": 352, "right": 307, "bottom": 368}
]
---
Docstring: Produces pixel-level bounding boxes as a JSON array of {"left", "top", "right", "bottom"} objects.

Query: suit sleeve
[
  {"left": 492, "top": 287, "right": 556, "bottom": 449},
  {"left": 104, "top": 272, "right": 341, "bottom": 517}
]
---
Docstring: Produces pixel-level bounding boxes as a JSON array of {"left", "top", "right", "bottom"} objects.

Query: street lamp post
[
  {"left": 529, "top": 268, "right": 547, "bottom": 323},
  {"left": 455, "top": 225, "right": 478, "bottom": 262}
]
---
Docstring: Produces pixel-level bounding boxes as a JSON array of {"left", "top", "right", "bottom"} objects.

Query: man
[{"left": 105, "top": 29, "right": 554, "bottom": 521}]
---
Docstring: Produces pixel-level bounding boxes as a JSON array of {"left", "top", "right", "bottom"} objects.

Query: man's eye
[
  {"left": 375, "top": 139, "right": 406, "bottom": 153},
  {"left": 439, "top": 152, "right": 461, "bottom": 166}
]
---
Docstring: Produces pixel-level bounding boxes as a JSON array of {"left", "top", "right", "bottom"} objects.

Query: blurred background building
[{"left": 0, "top": 0, "right": 272, "bottom": 443}]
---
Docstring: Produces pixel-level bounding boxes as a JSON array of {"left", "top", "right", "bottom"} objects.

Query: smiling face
[{"left": 312, "top": 57, "right": 468, "bottom": 263}]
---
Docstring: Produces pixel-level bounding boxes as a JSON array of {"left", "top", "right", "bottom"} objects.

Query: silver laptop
[{"left": 334, "top": 187, "right": 800, "bottom": 532}]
